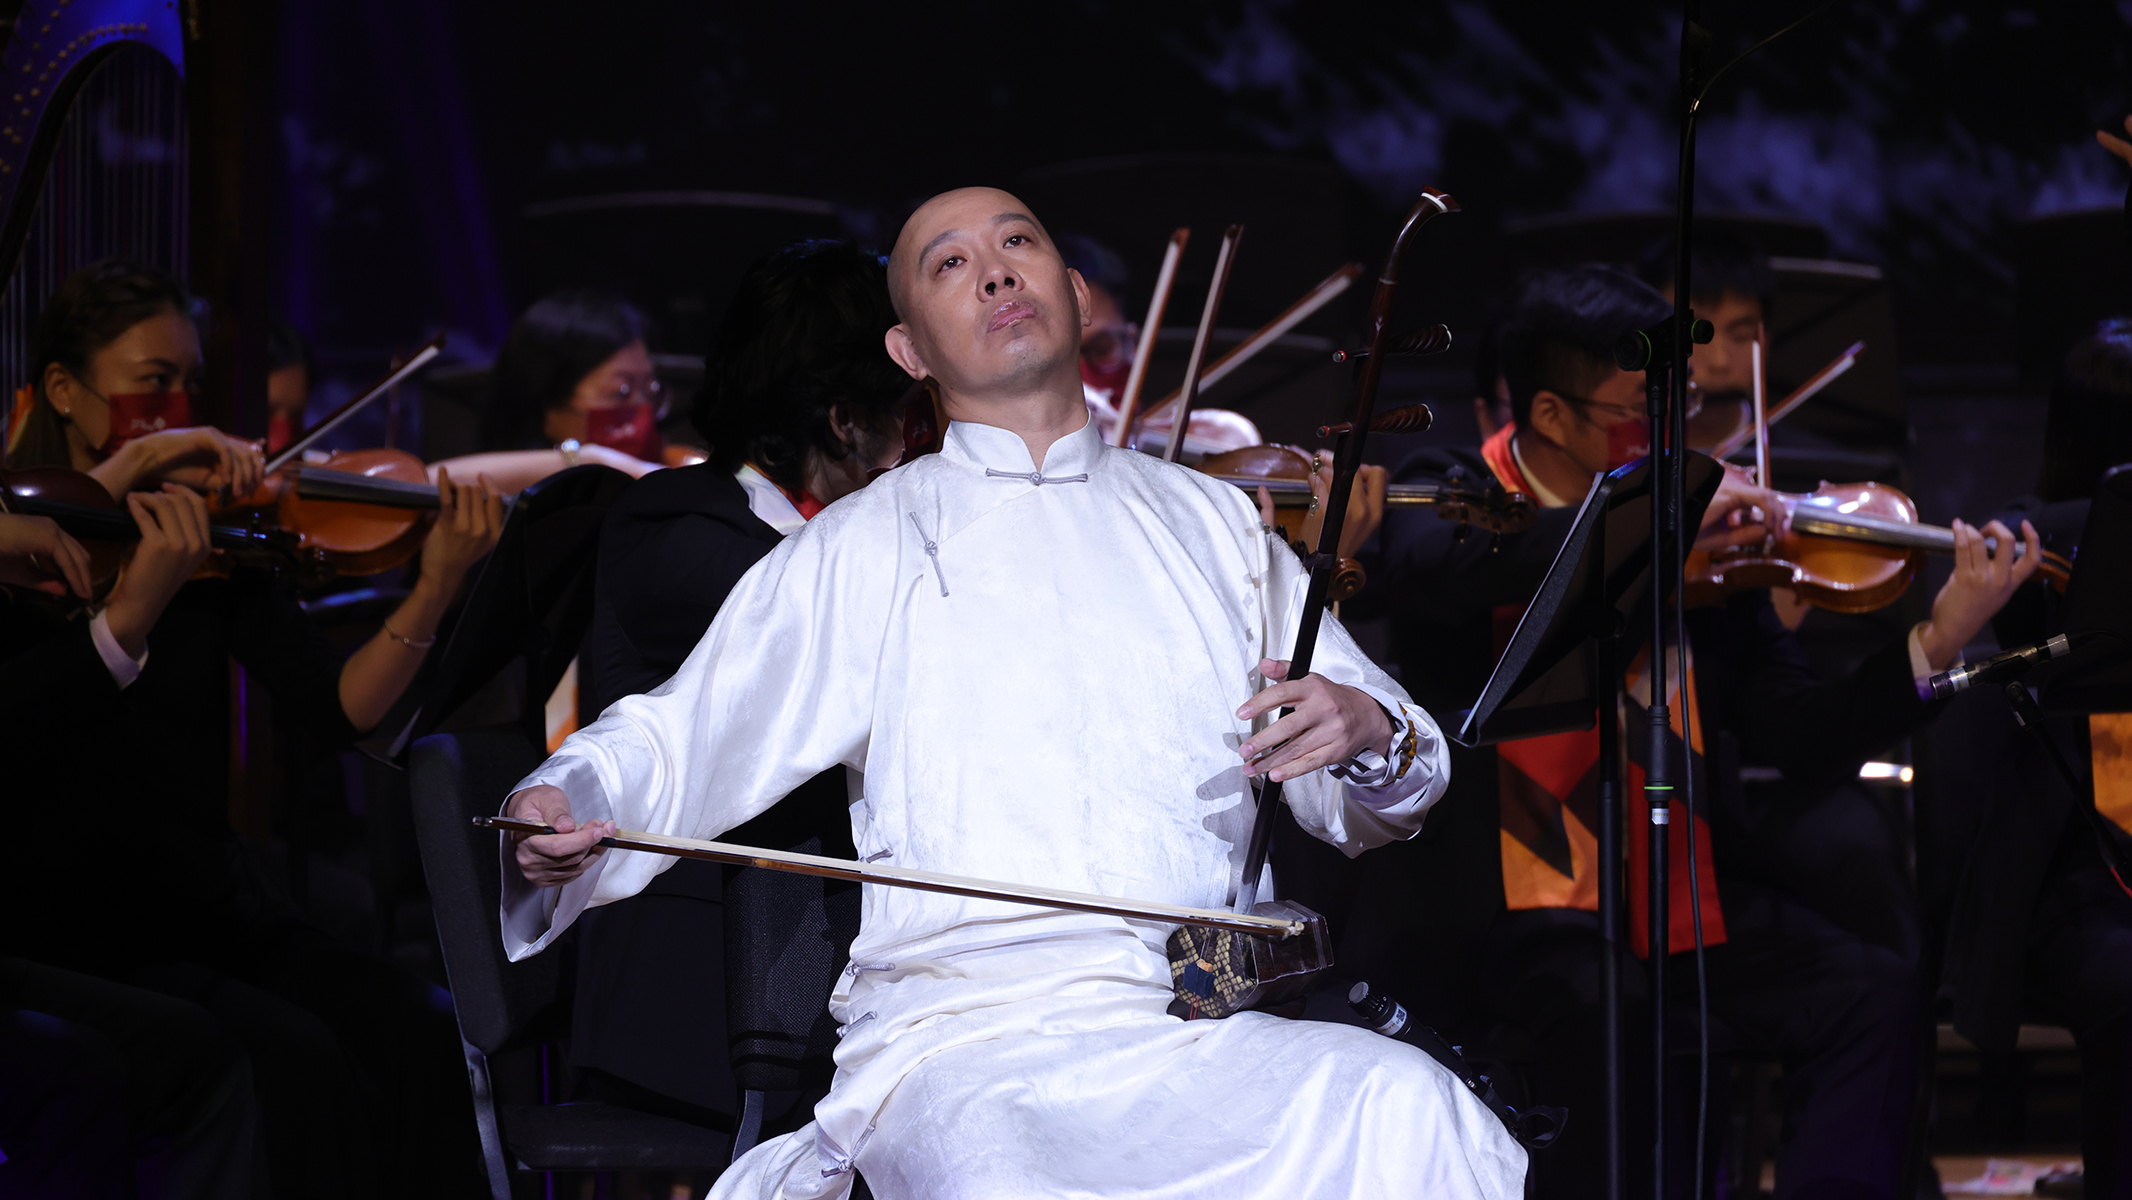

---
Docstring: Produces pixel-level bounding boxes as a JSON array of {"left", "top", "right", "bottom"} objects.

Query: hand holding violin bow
[
  {"left": 93, "top": 424, "right": 265, "bottom": 502},
  {"left": 1692, "top": 461, "right": 1789, "bottom": 555}
]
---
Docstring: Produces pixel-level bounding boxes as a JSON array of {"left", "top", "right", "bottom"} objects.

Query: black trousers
[
  {"left": 2022, "top": 823, "right": 2132, "bottom": 1199},
  {"left": 0, "top": 958, "right": 264, "bottom": 1200},
  {"left": 1465, "top": 878, "right": 1921, "bottom": 1200}
]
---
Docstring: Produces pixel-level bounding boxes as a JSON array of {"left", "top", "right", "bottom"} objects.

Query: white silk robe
[{"left": 502, "top": 416, "right": 1525, "bottom": 1199}]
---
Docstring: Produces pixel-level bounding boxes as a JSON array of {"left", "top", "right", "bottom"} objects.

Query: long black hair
[
  {"left": 695, "top": 240, "right": 908, "bottom": 490},
  {"left": 2040, "top": 317, "right": 2132, "bottom": 503},
  {"left": 7, "top": 259, "right": 191, "bottom": 467},
  {"left": 483, "top": 291, "right": 646, "bottom": 448}
]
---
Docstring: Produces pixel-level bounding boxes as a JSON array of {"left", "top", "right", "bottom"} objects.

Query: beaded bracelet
[{"left": 382, "top": 620, "right": 436, "bottom": 650}]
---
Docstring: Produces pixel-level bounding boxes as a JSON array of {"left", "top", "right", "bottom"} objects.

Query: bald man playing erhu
[{"left": 503, "top": 188, "right": 1523, "bottom": 1199}]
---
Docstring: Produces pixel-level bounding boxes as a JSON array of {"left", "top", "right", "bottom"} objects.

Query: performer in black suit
[
  {"left": 1338, "top": 266, "right": 2039, "bottom": 1200},
  {"left": 567, "top": 240, "right": 909, "bottom": 1124},
  {"left": 1921, "top": 319, "right": 2132, "bottom": 1198},
  {"left": 0, "top": 262, "right": 503, "bottom": 1200}
]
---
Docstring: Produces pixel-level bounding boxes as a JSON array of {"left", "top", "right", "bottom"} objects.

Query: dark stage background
[{"left": 270, "top": 0, "right": 2131, "bottom": 535}]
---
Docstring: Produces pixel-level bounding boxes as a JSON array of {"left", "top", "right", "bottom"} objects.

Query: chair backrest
[
  {"left": 720, "top": 772, "right": 860, "bottom": 1092},
  {"left": 410, "top": 725, "right": 564, "bottom": 1056},
  {"left": 406, "top": 464, "right": 637, "bottom": 750}
]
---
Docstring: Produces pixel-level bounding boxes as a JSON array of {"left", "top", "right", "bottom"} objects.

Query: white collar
[
  {"left": 939, "top": 411, "right": 1104, "bottom": 479},
  {"left": 1508, "top": 432, "right": 1577, "bottom": 510},
  {"left": 733, "top": 463, "right": 808, "bottom": 535}
]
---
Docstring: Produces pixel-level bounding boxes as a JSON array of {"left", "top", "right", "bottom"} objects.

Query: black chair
[
  {"left": 411, "top": 725, "right": 733, "bottom": 1196},
  {"left": 718, "top": 781, "right": 862, "bottom": 1159}
]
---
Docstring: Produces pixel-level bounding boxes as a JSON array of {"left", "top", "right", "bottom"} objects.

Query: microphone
[{"left": 1927, "top": 633, "right": 2077, "bottom": 700}]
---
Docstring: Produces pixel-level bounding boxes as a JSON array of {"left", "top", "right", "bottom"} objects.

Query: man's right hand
[
  {"left": 1692, "top": 461, "right": 1788, "bottom": 555},
  {"left": 508, "top": 784, "right": 615, "bottom": 887}
]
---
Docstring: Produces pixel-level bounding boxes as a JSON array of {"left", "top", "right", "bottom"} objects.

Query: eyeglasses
[
  {"left": 587, "top": 375, "right": 669, "bottom": 419},
  {"left": 1559, "top": 390, "right": 1701, "bottom": 425}
]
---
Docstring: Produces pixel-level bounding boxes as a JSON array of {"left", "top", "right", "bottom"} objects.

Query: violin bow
[
  {"left": 1111, "top": 228, "right": 1189, "bottom": 448},
  {"left": 1707, "top": 339, "right": 1862, "bottom": 463},
  {"left": 1161, "top": 225, "right": 1244, "bottom": 464},
  {"left": 1751, "top": 337, "right": 1770, "bottom": 487},
  {"left": 1231, "top": 188, "right": 1459, "bottom": 913},
  {"left": 477, "top": 815, "right": 1304, "bottom": 939},
  {"left": 267, "top": 334, "right": 447, "bottom": 473},
  {"left": 1141, "top": 262, "right": 1362, "bottom": 429}
]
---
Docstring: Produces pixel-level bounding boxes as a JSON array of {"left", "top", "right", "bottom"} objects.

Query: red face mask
[
  {"left": 97, "top": 390, "right": 193, "bottom": 456},
  {"left": 267, "top": 413, "right": 295, "bottom": 455},
  {"left": 1602, "top": 415, "right": 1651, "bottom": 471},
  {"left": 583, "top": 401, "right": 662, "bottom": 463},
  {"left": 1079, "top": 355, "right": 1132, "bottom": 404}
]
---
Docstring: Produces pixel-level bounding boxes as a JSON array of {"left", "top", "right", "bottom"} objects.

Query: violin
[
  {"left": 1686, "top": 340, "right": 2069, "bottom": 611},
  {"left": 1197, "top": 402, "right": 1537, "bottom": 603},
  {"left": 208, "top": 339, "right": 454, "bottom": 579},
  {"left": 1686, "top": 482, "right": 2071, "bottom": 612},
  {"left": 220, "top": 447, "right": 442, "bottom": 578},
  {"left": 0, "top": 465, "right": 297, "bottom": 600}
]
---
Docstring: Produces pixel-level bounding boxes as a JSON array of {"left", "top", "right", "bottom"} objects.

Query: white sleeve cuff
[
  {"left": 89, "top": 611, "right": 148, "bottom": 689},
  {"left": 1909, "top": 622, "right": 1959, "bottom": 699},
  {"left": 1328, "top": 702, "right": 1400, "bottom": 788},
  {"left": 498, "top": 757, "right": 616, "bottom": 960}
]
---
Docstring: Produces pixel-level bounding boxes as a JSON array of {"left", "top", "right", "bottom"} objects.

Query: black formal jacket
[
  {"left": 1329, "top": 445, "right": 1933, "bottom": 1023},
  {"left": 0, "top": 571, "right": 356, "bottom": 972},
  {"left": 569, "top": 463, "right": 851, "bottom": 1116}
]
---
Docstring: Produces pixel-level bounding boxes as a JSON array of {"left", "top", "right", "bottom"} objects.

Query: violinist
[
  {"left": 1923, "top": 319, "right": 2132, "bottom": 1198},
  {"left": 1059, "top": 234, "right": 1138, "bottom": 405},
  {"left": 0, "top": 510, "right": 266, "bottom": 1198},
  {"left": 0, "top": 260, "right": 503, "bottom": 1199},
  {"left": 434, "top": 290, "right": 674, "bottom": 491},
  {"left": 504, "top": 187, "right": 1519, "bottom": 1200},
  {"left": 1636, "top": 227, "right": 1774, "bottom": 455},
  {"left": 567, "top": 239, "right": 908, "bottom": 1128},
  {"left": 5, "top": 269, "right": 262, "bottom": 502},
  {"left": 1340, "top": 265, "right": 2040, "bottom": 1200},
  {"left": 264, "top": 320, "right": 311, "bottom": 456}
]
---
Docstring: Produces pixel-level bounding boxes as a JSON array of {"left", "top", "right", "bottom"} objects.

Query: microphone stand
[
  {"left": 1652, "top": 9, "right": 1832, "bottom": 1193},
  {"left": 1650, "top": 7, "right": 1710, "bottom": 1195}
]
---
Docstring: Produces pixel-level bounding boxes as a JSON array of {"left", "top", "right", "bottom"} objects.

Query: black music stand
[
  {"left": 2041, "top": 462, "right": 2132, "bottom": 714},
  {"left": 1454, "top": 451, "right": 1721, "bottom": 1200}
]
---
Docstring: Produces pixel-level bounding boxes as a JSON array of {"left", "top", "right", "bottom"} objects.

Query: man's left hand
[{"left": 1236, "top": 658, "right": 1393, "bottom": 783}]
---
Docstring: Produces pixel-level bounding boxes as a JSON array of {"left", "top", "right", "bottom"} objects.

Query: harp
[{"left": 0, "top": 4, "right": 188, "bottom": 463}]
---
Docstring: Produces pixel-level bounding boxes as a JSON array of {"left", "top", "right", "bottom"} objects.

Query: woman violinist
[
  {"left": 430, "top": 290, "right": 692, "bottom": 491},
  {"left": 0, "top": 260, "right": 502, "bottom": 1200}
]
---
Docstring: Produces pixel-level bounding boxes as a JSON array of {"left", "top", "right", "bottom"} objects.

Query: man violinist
[
  {"left": 1340, "top": 265, "right": 2042, "bottom": 1200},
  {"left": 506, "top": 187, "right": 1518, "bottom": 1200}
]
